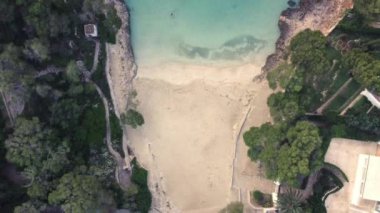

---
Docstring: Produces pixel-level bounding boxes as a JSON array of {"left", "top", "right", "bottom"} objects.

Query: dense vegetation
[
  {"left": 245, "top": 0, "right": 380, "bottom": 211},
  {"left": 277, "top": 189, "right": 304, "bottom": 213},
  {"left": 121, "top": 109, "right": 145, "bottom": 128},
  {"left": 0, "top": 0, "right": 151, "bottom": 212},
  {"left": 354, "top": 0, "right": 380, "bottom": 22},
  {"left": 244, "top": 121, "right": 323, "bottom": 186},
  {"left": 252, "top": 190, "right": 273, "bottom": 207}
]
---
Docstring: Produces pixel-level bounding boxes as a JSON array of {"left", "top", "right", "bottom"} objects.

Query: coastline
[
  {"left": 104, "top": 0, "right": 137, "bottom": 173},
  {"left": 105, "top": 0, "right": 137, "bottom": 119},
  {"left": 105, "top": 0, "right": 355, "bottom": 212},
  {"left": 262, "top": 0, "right": 353, "bottom": 73},
  {"left": 105, "top": 1, "right": 177, "bottom": 212}
]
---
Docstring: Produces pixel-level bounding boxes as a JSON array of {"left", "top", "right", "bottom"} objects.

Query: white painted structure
[
  {"left": 352, "top": 154, "right": 380, "bottom": 206},
  {"left": 84, "top": 24, "right": 98, "bottom": 37},
  {"left": 272, "top": 181, "right": 281, "bottom": 207},
  {"left": 361, "top": 89, "right": 380, "bottom": 109}
]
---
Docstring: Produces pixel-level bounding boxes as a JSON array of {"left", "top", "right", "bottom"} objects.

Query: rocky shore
[
  {"left": 105, "top": 0, "right": 136, "bottom": 118},
  {"left": 262, "top": 0, "right": 354, "bottom": 73},
  {"left": 106, "top": 1, "right": 177, "bottom": 212}
]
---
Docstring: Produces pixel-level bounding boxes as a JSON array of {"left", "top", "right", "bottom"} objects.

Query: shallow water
[{"left": 125, "top": 0, "right": 289, "bottom": 66}]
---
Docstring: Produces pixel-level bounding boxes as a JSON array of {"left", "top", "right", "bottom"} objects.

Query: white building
[
  {"left": 361, "top": 89, "right": 380, "bottom": 109},
  {"left": 352, "top": 154, "right": 380, "bottom": 207},
  {"left": 324, "top": 139, "right": 380, "bottom": 212},
  {"left": 84, "top": 24, "right": 98, "bottom": 37}
]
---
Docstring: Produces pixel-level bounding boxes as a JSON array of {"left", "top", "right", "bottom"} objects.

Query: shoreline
[
  {"left": 105, "top": 0, "right": 355, "bottom": 212},
  {"left": 105, "top": 0, "right": 137, "bottom": 118},
  {"left": 105, "top": 1, "right": 178, "bottom": 212},
  {"left": 262, "top": 0, "right": 353, "bottom": 73}
]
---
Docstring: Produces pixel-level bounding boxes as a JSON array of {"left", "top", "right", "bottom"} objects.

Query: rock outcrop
[
  {"left": 105, "top": 0, "right": 137, "bottom": 118},
  {"left": 262, "top": 0, "right": 354, "bottom": 73}
]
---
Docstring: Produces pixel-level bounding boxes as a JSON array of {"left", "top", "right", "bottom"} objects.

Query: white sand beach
[
  {"left": 105, "top": 1, "right": 354, "bottom": 212},
  {"left": 126, "top": 62, "right": 272, "bottom": 212}
]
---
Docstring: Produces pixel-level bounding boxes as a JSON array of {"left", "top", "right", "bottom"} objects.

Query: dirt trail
[
  {"left": 91, "top": 41, "right": 100, "bottom": 74},
  {"left": 92, "top": 80, "right": 131, "bottom": 189},
  {"left": 78, "top": 35, "right": 132, "bottom": 190}
]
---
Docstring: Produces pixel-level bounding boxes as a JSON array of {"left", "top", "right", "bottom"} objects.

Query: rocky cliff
[{"left": 262, "top": 0, "right": 354, "bottom": 73}]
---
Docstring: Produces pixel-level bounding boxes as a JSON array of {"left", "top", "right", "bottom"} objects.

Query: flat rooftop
[
  {"left": 362, "top": 155, "right": 380, "bottom": 201},
  {"left": 324, "top": 138, "right": 379, "bottom": 212}
]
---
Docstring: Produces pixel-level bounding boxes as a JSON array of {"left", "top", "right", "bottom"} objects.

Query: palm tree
[{"left": 277, "top": 188, "right": 304, "bottom": 213}]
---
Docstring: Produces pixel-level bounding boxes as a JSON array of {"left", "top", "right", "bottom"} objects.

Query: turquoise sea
[{"left": 125, "top": 0, "right": 291, "bottom": 66}]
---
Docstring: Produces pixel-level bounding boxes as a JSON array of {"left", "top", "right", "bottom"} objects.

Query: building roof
[
  {"left": 324, "top": 139, "right": 379, "bottom": 212},
  {"left": 84, "top": 24, "right": 98, "bottom": 37},
  {"left": 362, "top": 155, "right": 380, "bottom": 201},
  {"left": 352, "top": 154, "right": 380, "bottom": 204}
]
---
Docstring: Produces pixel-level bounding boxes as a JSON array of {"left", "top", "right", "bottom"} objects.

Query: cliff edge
[{"left": 262, "top": 0, "right": 353, "bottom": 73}]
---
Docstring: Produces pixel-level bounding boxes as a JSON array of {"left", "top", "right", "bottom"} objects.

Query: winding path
[
  {"left": 79, "top": 39, "right": 131, "bottom": 190},
  {"left": 91, "top": 41, "right": 101, "bottom": 74},
  {"left": 91, "top": 80, "right": 131, "bottom": 189}
]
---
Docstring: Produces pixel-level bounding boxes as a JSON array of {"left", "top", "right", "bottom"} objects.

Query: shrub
[
  {"left": 131, "top": 160, "right": 152, "bottom": 213},
  {"left": 121, "top": 109, "right": 144, "bottom": 128},
  {"left": 253, "top": 190, "right": 264, "bottom": 204}
]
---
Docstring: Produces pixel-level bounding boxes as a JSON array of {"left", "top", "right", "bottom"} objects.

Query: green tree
[
  {"left": 277, "top": 121, "right": 322, "bottom": 184},
  {"left": 278, "top": 189, "right": 304, "bottom": 213},
  {"left": 345, "top": 111, "right": 380, "bottom": 134},
  {"left": 268, "top": 92, "right": 302, "bottom": 122},
  {"left": 121, "top": 109, "right": 145, "bottom": 128},
  {"left": 74, "top": 105, "right": 106, "bottom": 150},
  {"left": 0, "top": 44, "right": 30, "bottom": 92},
  {"left": 5, "top": 117, "right": 55, "bottom": 168},
  {"left": 253, "top": 190, "right": 264, "bottom": 204},
  {"left": 49, "top": 98, "right": 83, "bottom": 131},
  {"left": 14, "top": 202, "right": 39, "bottom": 213},
  {"left": 99, "top": 5, "right": 122, "bottom": 43},
  {"left": 243, "top": 123, "right": 285, "bottom": 178},
  {"left": 342, "top": 50, "right": 373, "bottom": 69},
  {"left": 48, "top": 13, "right": 70, "bottom": 37},
  {"left": 343, "top": 50, "right": 380, "bottom": 92},
  {"left": 23, "top": 38, "right": 50, "bottom": 62},
  {"left": 266, "top": 63, "right": 296, "bottom": 90},
  {"left": 48, "top": 168, "right": 115, "bottom": 213},
  {"left": 290, "top": 29, "right": 331, "bottom": 75},
  {"left": 331, "top": 124, "right": 348, "bottom": 138},
  {"left": 353, "top": 60, "right": 380, "bottom": 92},
  {"left": 354, "top": 0, "right": 380, "bottom": 21},
  {"left": 25, "top": 1, "right": 51, "bottom": 37},
  {"left": 82, "top": 0, "right": 104, "bottom": 15},
  {"left": 5, "top": 117, "right": 69, "bottom": 176},
  {"left": 131, "top": 160, "right": 152, "bottom": 212},
  {"left": 26, "top": 179, "right": 50, "bottom": 200},
  {"left": 66, "top": 60, "right": 81, "bottom": 83},
  {"left": 88, "top": 148, "right": 116, "bottom": 185},
  {"left": 41, "top": 141, "right": 70, "bottom": 174},
  {"left": 219, "top": 202, "right": 244, "bottom": 213}
]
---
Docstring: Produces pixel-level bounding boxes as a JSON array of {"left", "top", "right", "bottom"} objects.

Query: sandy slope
[{"left": 127, "top": 62, "right": 272, "bottom": 212}]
